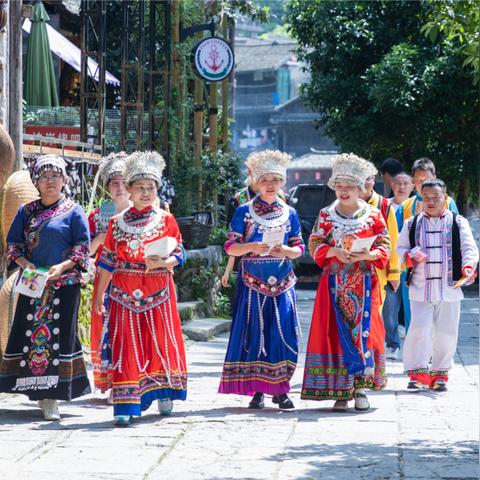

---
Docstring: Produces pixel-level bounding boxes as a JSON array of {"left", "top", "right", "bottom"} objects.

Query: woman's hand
[
  {"left": 47, "top": 263, "right": 65, "bottom": 280},
  {"left": 93, "top": 294, "right": 105, "bottom": 315},
  {"left": 330, "top": 247, "right": 351, "bottom": 264},
  {"left": 16, "top": 257, "right": 35, "bottom": 271},
  {"left": 348, "top": 249, "right": 379, "bottom": 262},
  {"left": 145, "top": 255, "right": 168, "bottom": 271},
  {"left": 270, "top": 244, "right": 300, "bottom": 259},
  {"left": 249, "top": 242, "right": 270, "bottom": 256},
  {"left": 221, "top": 272, "right": 230, "bottom": 288}
]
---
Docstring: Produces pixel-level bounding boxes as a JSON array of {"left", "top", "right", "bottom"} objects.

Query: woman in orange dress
[
  {"left": 93, "top": 151, "right": 187, "bottom": 426},
  {"left": 301, "top": 154, "right": 391, "bottom": 412},
  {"left": 88, "top": 152, "right": 130, "bottom": 399}
]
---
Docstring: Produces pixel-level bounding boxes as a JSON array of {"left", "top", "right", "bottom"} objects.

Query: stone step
[
  {"left": 182, "top": 317, "right": 232, "bottom": 342},
  {"left": 177, "top": 301, "right": 206, "bottom": 323}
]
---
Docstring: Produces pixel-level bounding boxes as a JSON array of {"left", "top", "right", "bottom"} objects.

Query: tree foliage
[
  {"left": 421, "top": 0, "right": 480, "bottom": 85},
  {"left": 286, "top": 0, "right": 479, "bottom": 203}
]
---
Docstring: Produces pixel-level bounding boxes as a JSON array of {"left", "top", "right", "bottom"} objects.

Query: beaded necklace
[
  {"left": 115, "top": 207, "right": 165, "bottom": 255},
  {"left": 328, "top": 200, "right": 373, "bottom": 245},
  {"left": 248, "top": 195, "right": 290, "bottom": 232}
]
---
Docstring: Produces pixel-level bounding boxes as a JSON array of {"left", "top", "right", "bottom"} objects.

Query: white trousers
[{"left": 403, "top": 300, "right": 461, "bottom": 373}]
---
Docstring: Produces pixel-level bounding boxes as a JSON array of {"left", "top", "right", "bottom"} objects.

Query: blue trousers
[
  {"left": 382, "top": 282, "right": 402, "bottom": 349},
  {"left": 400, "top": 271, "right": 411, "bottom": 332}
]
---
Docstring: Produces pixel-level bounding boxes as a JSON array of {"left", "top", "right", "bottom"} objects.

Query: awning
[{"left": 22, "top": 19, "right": 120, "bottom": 87}]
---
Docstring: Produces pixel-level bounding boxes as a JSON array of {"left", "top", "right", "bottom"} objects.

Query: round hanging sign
[{"left": 193, "top": 37, "right": 234, "bottom": 82}]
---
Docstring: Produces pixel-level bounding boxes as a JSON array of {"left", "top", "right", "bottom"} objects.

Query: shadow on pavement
[{"left": 257, "top": 439, "right": 478, "bottom": 480}]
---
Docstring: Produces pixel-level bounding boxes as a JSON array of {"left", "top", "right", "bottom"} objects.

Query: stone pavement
[{"left": 0, "top": 289, "right": 478, "bottom": 480}]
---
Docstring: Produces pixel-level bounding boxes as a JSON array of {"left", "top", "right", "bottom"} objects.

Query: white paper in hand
[
  {"left": 261, "top": 229, "right": 285, "bottom": 256},
  {"left": 349, "top": 235, "right": 377, "bottom": 253},
  {"left": 262, "top": 229, "right": 285, "bottom": 246},
  {"left": 144, "top": 236, "right": 178, "bottom": 258},
  {"left": 15, "top": 268, "right": 49, "bottom": 298}
]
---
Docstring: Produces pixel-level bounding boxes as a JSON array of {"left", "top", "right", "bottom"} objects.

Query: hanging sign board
[{"left": 192, "top": 37, "right": 234, "bottom": 82}]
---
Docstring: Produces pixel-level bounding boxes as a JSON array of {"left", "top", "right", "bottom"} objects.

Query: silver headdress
[
  {"left": 124, "top": 151, "right": 166, "bottom": 186},
  {"left": 245, "top": 149, "right": 291, "bottom": 183},
  {"left": 31, "top": 154, "right": 67, "bottom": 184},
  {"left": 98, "top": 151, "right": 128, "bottom": 188},
  {"left": 362, "top": 159, "right": 378, "bottom": 179},
  {"left": 327, "top": 153, "right": 371, "bottom": 192}
]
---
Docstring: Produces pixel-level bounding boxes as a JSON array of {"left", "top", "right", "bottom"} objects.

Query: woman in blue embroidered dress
[
  {"left": 219, "top": 150, "right": 304, "bottom": 410},
  {"left": 93, "top": 151, "right": 187, "bottom": 427},
  {"left": 0, "top": 155, "right": 91, "bottom": 421}
]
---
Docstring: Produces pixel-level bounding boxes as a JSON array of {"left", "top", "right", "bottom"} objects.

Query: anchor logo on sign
[{"left": 205, "top": 45, "right": 224, "bottom": 72}]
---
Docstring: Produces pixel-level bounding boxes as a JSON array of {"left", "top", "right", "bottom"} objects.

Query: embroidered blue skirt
[{"left": 219, "top": 258, "right": 299, "bottom": 396}]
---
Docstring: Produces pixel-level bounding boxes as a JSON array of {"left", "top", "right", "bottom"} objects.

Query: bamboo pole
[
  {"left": 193, "top": 30, "right": 204, "bottom": 207},
  {"left": 170, "top": 0, "right": 181, "bottom": 178},
  {"left": 221, "top": 14, "right": 229, "bottom": 147},
  {"left": 208, "top": 82, "right": 218, "bottom": 152}
]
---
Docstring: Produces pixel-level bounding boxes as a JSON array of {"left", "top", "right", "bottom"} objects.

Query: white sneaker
[
  {"left": 157, "top": 398, "right": 173, "bottom": 416},
  {"left": 386, "top": 347, "right": 399, "bottom": 360},
  {"left": 354, "top": 393, "right": 370, "bottom": 411},
  {"left": 39, "top": 399, "right": 60, "bottom": 421}
]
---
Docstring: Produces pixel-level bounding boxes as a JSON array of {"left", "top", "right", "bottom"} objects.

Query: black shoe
[
  {"left": 272, "top": 394, "right": 295, "bottom": 410},
  {"left": 248, "top": 392, "right": 265, "bottom": 409},
  {"left": 431, "top": 380, "right": 448, "bottom": 392},
  {"left": 407, "top": 380, "right": 428, "bottom": 390}
]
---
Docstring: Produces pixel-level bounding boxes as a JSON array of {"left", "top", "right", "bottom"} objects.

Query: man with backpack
[{"left": 396, "top": 179, "right": 478, "bottom": 391}]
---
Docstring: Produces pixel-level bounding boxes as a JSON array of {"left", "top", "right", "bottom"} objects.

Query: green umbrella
[{"left": 24, "top": 1, "right": 59, "bottom": 107}]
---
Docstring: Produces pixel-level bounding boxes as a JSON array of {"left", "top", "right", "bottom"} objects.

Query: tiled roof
[
  {"left": 289, "top": 152, "right": 338, "bottom": 169},
  {"left": 235, "top": 39, "right": 297, "bottom": 72}
]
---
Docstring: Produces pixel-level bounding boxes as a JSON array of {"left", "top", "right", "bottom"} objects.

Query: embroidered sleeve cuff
[
  {"left": 312, "top": 244, "right": 330, "bottom": 267},
  {"left": 172, "top": 244, "right": 186, "bottom": 267},
  {"left": 68, "top": 244, "right": 90, "bottom": 271},
  {"left": 288, "top": 235, "right": 305, "bottom": 250},
  {"left": 7, "top": 243, "right": 25, "bottom": 267},
  {"left": 224, "top": 231, "right": 243, "bottom": 254},
  {"left": 97, "top": 260, "right": 115, "bottom": 273},
  {"left": 98, "top": 248, "right": 117, "bottom": 271}
]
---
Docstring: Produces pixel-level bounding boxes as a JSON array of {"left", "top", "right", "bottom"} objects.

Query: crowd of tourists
[{"left": 0, "top": 149, "right": 477, "bottom": 426}]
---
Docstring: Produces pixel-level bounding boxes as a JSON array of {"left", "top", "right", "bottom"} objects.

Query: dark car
[{"left": 288, "top": 184, "right": 337, "bottom": 276}]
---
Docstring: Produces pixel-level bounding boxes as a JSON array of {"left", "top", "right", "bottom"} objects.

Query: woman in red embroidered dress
[
  {"left": 301, "top": 154, "right": 391, "bottom": 412},
  {"left": 88, "top": 152, "right": 130, "bottom": 399},
  {"left": 93, "top": 151, "right": 186, "bottom": 427}
]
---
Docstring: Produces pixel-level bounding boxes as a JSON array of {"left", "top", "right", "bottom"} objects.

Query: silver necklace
[
  {"left": 117, "top": 209, "right": 163, "bottom": 235},
  {"left": 116, "top": 209, "right": 164, "bottom": 253},
  {"left": 248, "top": 195, "right": 290, "bottom": 229},
  {"left": 328, "top": 200, "right": 373, "bottom": 243}
]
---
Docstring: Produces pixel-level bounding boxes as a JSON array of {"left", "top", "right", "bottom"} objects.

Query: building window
[
  {"left": 253, "top": 71, "right": 264, "bottom": 81},
  {"left": 294, "top": 172, "right": 300, "bottom": 180},
  {"left": 315, "top": 172, "right": 321, "bottom": 180}
]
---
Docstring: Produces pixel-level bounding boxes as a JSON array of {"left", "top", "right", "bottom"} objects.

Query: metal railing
[{"left": 23, "top": 106, "right": 159, "bottom": 153}]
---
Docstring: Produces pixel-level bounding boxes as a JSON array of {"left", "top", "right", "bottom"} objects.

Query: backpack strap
[
  {"left": 406, "top": 214, "right": 420, "bottom": 286},
  {"left": 409, "top": 213, "right": 419, "bottom": 249},
  {"left": 451, "top": 213, "right": 462, "bottom": 281}
]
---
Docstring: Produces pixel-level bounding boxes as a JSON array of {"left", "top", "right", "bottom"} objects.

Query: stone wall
[{"left": 175, "top": 246, "right": 225, "bottom": 317}]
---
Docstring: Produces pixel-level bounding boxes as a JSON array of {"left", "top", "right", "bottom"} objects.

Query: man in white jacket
[{"left": 396, "top": 179, "right": 478, "bottom": 391}]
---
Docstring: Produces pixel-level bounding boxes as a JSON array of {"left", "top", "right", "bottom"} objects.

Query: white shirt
[{"left": 396, "top": 210, "right": 479, "bottom": 302}]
